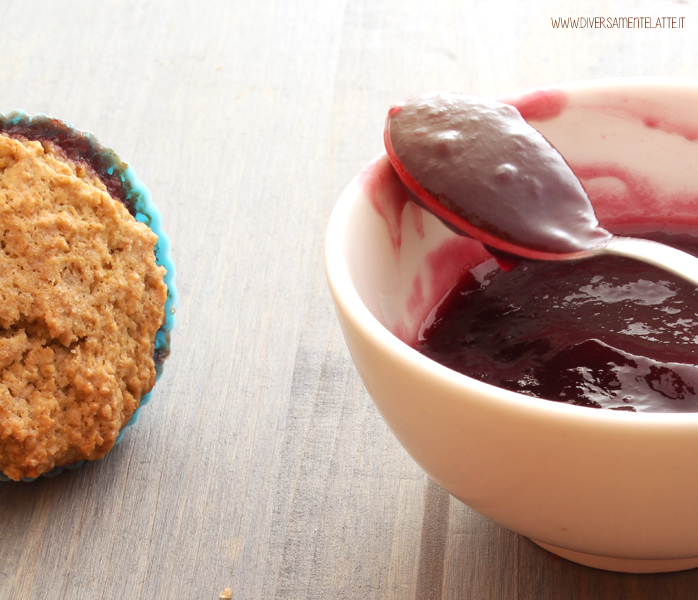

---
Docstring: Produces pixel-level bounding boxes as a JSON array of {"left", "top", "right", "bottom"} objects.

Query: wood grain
[{"left": 2, "top": 0, "right": 698, "bottom": 598}]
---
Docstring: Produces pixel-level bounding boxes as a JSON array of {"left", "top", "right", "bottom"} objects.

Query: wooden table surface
[{"left": 2, "top": 1, "right": 698, "bottom": 598}]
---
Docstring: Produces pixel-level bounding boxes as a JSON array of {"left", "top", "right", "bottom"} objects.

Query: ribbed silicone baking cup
[{"left": 0, "top": 111, "right": 177, "bottom": 482}]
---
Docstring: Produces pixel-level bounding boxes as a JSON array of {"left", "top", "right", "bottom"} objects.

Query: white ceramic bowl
[{"left": 325, "top": 78, "right": 698, "bottom": 573}]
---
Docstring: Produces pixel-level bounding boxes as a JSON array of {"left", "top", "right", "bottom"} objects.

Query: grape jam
[{"left": 417, "top": 230, "right": 698, "bottom": 413}]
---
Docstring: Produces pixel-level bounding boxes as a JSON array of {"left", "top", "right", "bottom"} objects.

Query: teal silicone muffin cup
[{"left": 0, "top": 111, "right": 177, "bottom": 482}]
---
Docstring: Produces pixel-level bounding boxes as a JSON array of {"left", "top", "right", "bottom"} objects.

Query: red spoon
[{"left": 384, "top": 91, "right": 698, "bottom": 284}]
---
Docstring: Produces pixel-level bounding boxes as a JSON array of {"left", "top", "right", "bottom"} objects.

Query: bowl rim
[
  {"left": 500, "top": 74, "right": 698, "bottom": 99},
  {"left": 326, "top": 76, "right": 698, "bottom": 428}
]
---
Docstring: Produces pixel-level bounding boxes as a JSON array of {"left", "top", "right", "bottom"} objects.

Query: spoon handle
[{"left": 600, "top": 236, "right": 698, "bottom": 286}]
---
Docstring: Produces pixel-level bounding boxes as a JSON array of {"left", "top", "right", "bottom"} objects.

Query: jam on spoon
[{"left": 384, "top": 91, "right": 698, "bottom": 284}]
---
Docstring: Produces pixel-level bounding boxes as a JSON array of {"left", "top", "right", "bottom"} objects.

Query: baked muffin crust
[{"left": 0, "top": 133, "right": 167, "bottom": 481}]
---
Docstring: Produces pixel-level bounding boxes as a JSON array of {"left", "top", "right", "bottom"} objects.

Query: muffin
[{"left": 0, "top": 111, "right": 176, "bottom": 481}]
